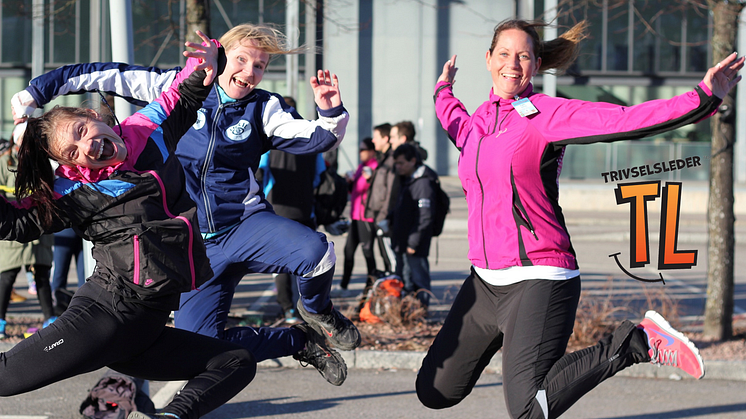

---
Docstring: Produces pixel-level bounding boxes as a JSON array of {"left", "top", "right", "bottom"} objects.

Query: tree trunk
[
  {"left": 704, "top": 1, "right": 743, "bottom": 341},
  {"left": 186, "top": 0, "right": 210, "bottom": 44}
]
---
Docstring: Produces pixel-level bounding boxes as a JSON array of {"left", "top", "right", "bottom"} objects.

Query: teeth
[
  {"left": 502, "top": 74, "right": 520, "bottom": 79},
  {"left": 233, "top": 77, "right": 248, "bottom": 87},
  {"left": 97, "top": 142, "right": 104, "bottom": 160}
]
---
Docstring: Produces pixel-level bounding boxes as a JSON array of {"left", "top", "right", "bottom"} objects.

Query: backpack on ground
[
  {"left": 431, "top": 178, "right": 450, "bottom": 237},
  {"left": 359, "top": 275, "right": 404, "bottom": 324},
  {"left": 80, "top": 372, "right": 155, "bottom": 419},
  {"left": 314, "top": 168, "right": 349, "bottom": 226}
]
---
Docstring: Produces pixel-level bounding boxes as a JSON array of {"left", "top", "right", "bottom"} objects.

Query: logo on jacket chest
[
  {"left": 226, "top": 120, "right": 252, "bottom": 142},
  {"left": 193, "top": 108, "right": 207, "bottom": 130}
]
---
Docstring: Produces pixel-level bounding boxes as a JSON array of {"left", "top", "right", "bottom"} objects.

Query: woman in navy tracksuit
[{"left": 0, "top": 33, "right": 255, "bottom": 419}]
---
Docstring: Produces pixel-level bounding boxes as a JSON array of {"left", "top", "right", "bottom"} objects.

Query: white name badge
[{"left": 512, "top": 97, "right": 539, "bottom": 117}]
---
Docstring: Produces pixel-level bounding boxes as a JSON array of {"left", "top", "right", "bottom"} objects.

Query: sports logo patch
[
  {"left": 193, "top": 108, "right": 207, "bottom": 130},
  {"left": 226, "top": 120, "right": 252, "bottom": 142}
]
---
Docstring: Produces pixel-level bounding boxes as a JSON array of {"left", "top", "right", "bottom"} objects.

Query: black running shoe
[
  {"left": 292, "top": 323, "right": 348, "bottom": 386},
  {"left": 296, "top": 300, "right": 361, "bottom": 351}
]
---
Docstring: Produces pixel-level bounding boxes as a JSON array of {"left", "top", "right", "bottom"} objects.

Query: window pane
[
  {"left": 686, "top": 4, "right": 709, "bottom": 73},
  {"left": 559, "top": 1, "right": 604, "bottom": 72},
  {"left": 50, "top": 0, "right": 79, "bottom": 63},
  {"left": 632, "top": 1, "right": 664, "bottom": 73},
  {"left": 607, "top": 0, "right": 629, "bottom": 71},
  {"left": 657, "top": 6, "right": 682, "bottom": 72},
  {"left": 2, "top": 0, "right": 33, "bottom": 64},
  {"left": 133, "top": 0, "right": 182, "bottom": 67}
]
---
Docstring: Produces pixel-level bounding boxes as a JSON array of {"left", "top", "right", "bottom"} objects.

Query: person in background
[
  {"left": 0, "top": 139, "right": 28, "bottom": 306},
  {"left": 256, "top": 96, "right": 326, "bottom": 324},
  {"left": 389, "top": 120, "right": 428, "bottom": 161},
  {"left": 49, "top": 227, "right": 86, "bottom": 314},
  {"left": 364, "top": 123, "right": 397, "bottom": 274},
  {"left": 417, "top": 18, "right": 741, "bottom": 417},
  {"left": 389, "top": 143, "right": 437, "bottom": 308},
  {"left": 0, "top": 132, "right": 56, "bottom": 339},
  {"left": 337, "top": 137, "right": 379, "bottom": 294}
]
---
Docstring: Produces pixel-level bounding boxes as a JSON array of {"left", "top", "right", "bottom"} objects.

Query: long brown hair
[
  {"left": 489, "top": 19, "right": 588, "bottom": 75},
  {"left": 15, "top": 106, "right": 91, "bottom": 229}
]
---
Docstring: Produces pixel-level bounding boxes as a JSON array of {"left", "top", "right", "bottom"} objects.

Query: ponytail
[{"left": 15, "top": 115, "right": 57, "bottom": 229}]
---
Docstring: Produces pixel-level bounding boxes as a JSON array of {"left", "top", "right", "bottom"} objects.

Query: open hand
[
  {"left": 703, "top": 52, "right": 745, "bottom": 98},
  {"left": 183, "top": 30, "right": 219, "bottom": 86},
  {"left": 438, "top": 54, "right": 458, "bottom": 85},
  {"left": 310, "top": 69, "right": 342, "bottom": 110}
]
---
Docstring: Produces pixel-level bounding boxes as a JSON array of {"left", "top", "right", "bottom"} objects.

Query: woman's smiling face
[
  {"left": 51, "top": 112, "right": 127, "bottom": 169},
  {"left": 217, "top": 40, "right": 270, "bottom": 99},
  {"left": 486, "top": 28, "right": 541, "bottom": 100}
]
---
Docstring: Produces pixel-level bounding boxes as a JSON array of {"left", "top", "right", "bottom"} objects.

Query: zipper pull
[{"left": 530, "top": 229, "right": 538, "bottom": 241}]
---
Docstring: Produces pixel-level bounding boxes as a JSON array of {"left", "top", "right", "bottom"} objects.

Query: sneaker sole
[{"left": 644, "top": 310, "right": 705, "bottom": 379}]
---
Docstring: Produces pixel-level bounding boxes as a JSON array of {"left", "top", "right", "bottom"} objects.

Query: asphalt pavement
[{"left": 2, "top": 177, "right": 746, "bottom": 418}]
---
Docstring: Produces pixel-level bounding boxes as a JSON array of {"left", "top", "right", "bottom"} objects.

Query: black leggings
[
  {"left": 416, "top": 271, "right": 650, "bottom": 419},
  {"left": 0, "top": 265, "right": 54, "bottom": 320},
  {"left": 0, "top": 281, "right": 256, "bottom": 419},
  {"left": 341, "top": 220, "right": 377, "bottom": 288}
]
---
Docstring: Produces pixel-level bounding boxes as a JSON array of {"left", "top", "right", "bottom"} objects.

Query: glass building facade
[{"left": 0, "top": 1, "right": 723, "bottom": 180}]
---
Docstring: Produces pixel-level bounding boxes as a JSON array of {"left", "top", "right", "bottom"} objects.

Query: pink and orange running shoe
[{"left": 638, "top": 310, "right": 705, "bottom": 379}]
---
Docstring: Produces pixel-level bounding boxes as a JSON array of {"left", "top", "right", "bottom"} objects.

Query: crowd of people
[{"left": 1, "top": 16, "right": 741, "bottom": 419}]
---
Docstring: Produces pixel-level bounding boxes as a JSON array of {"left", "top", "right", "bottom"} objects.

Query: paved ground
[{"left": 2, "top": 176, "right": 746, "bottom": 418}]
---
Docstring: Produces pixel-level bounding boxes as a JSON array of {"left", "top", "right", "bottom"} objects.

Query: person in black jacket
[
  {"left": 0, "top": 33, "right": 256, "bottom": 419},
  {"left": 365, "top": 123, "right": 397, "bottom": 274},
  {"left": 390, "top": 143, "right": 437, "bottom": 307}
]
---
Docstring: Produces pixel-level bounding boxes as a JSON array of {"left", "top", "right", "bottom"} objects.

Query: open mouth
[
  {"left": 97, "top": 138, "right": 116, "bottom": 161},
  {"left": 502, "top": 73, "right": 521, "bottom": 79},
  {"left": 233, "top": 76, "right": 249, "bottom": 88}
]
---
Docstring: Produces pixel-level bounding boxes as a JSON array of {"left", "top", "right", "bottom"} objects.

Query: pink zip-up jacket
[
  {"left": 434, "top": 80, "right": 720, "bottom": 271},
  {"left": 350, "top": 158, "right": 378, "bottom": 222}
]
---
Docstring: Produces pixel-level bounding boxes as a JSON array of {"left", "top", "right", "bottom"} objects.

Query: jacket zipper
[
  {"left": 147, "top": 170, "right": 198, "bottom": 290},
  {"left": 476, "top": 102, "right": 507, "bottom": 269},
  {"left": 201, "top": 95, "right": 224, "bottom": 233},
  {"left": 133, "top": 235, "right": 141, "bottom": 285}
]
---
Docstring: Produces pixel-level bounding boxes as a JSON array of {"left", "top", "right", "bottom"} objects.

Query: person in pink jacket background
[
  {"left": 338, "top": 137, "right": 379, "bottom": 292},
  {"left": 416, "top": 19, "right": 743, "bottom": 419}
]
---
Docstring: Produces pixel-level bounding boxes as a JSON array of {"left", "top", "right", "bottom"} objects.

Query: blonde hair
[
  {"left": 489, "top": 19, "right": 589, "bottom": 75},
  {"left": 219, "top": 23, "right": 308, "bottom": 57}
]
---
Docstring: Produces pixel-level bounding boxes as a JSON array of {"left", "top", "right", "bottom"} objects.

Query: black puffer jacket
[{"left": 390, "top": 164, "right": 438, "bottom": 257}]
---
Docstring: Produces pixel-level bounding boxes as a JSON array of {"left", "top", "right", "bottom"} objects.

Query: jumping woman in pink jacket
[{"left": 417, "top": 19, "right": 743, "bottom": 419}]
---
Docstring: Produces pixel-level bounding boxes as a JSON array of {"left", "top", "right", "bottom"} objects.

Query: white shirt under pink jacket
[{"left": 434, "top": 80, "right": 720, "bottom": 272}]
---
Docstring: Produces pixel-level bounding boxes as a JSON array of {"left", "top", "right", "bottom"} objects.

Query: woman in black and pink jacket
[
  {"left": 0, "top": 33, "right": 255, "bottom": 419},
  {"left": 417, "top": 19, "right": 743, "bottom": 419}
]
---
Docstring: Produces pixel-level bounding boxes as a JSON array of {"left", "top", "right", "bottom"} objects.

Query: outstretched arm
[{"left": 11, "top": 63, "right": 181, "bottom": 124}]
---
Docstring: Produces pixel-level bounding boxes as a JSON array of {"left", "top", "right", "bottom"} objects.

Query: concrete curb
[{"left": 258, "top": 349, "right": 746, "bottom": 382}]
